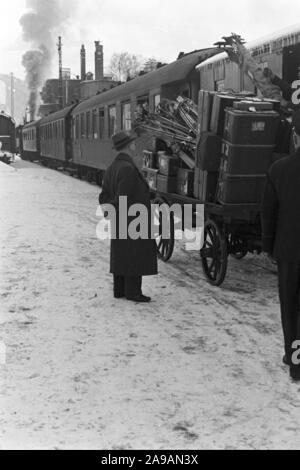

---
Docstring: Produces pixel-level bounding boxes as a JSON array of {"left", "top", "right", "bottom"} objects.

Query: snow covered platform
[{"left": 0, "top": 161, "right": 16, "bottom": 172}]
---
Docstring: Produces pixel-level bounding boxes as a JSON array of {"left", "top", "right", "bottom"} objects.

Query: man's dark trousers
[
  {"left": 277, "top": 261, "right": 300, "bottom": 362},
  {"left": 113, "top": 275, "right": 142, "bottom": 298}
]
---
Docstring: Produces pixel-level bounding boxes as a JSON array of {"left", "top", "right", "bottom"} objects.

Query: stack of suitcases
[
  {"left": 217, "top": 101, "right": 280, "bottom": 204},
  {"left": 142, "top": 92, "right": 281, "bottom": 205},
  {"left": 142, "top": 148, "right": 195, "bottom": 196},
  {"left": 194, "top": 91, "right": 280, "bottom": 204}
]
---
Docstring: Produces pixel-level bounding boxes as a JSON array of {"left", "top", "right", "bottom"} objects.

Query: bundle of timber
[{"left": 134, "top": 96, "right": 198, "bottom": 167}]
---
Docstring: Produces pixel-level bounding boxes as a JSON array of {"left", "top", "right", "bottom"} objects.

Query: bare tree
[
  {"left": 109, "top": 52, "right": 144, "bottom": 82},
  {"left": 143, "top": 58, "right": 159, "bottom": 73}
]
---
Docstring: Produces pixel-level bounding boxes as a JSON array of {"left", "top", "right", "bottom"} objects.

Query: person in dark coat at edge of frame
[
  {"left": 99, "top": 131, "right": 158, "bottom": 303},
  {"left": 261, "top": 110, "right": 300, "bottom": 381}
]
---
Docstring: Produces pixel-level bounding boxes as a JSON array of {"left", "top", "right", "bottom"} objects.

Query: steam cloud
[{"left": 20, "top": 0, "right": 73, "bottom": 120}]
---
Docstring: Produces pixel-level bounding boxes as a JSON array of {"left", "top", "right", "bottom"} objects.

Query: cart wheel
[
  {"left": 228, "top": 234, "right": 248, "bottom": 260},
  {"left": 200, "top": 219, "right": 228, "bottom": 286},
  {"left": 153, "top": 197, "right": 175, "bottom": 262}
]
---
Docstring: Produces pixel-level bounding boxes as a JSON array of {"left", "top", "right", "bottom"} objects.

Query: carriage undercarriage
[{"left": 152, "top": 191, "right": 262, "bottom": 286}]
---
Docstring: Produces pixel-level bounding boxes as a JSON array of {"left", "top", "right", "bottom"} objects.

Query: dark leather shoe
[
  {"left": 114, "top": 293, "right": 125, "bottom": 298},
  {"left": 126, "top": 294, "right": 151, "bottom": 303}
]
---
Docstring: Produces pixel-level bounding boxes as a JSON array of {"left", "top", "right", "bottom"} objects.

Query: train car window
[
  {"left": 86, "top": 111, "right": 91, "bottom": 139},
  {"left": 75, "top": 115, "right": 79, "bottom": 140},
  {"left": 136, "top": 96, "right": 149, "bottom": 118},
  {"left": 121, "top": 102, "right": 131, "bottom": 131},
  {"left": 92, "top": 109, "right": 98, "bottom": 139},
  {"left": 80, "top": 113, "right": 85, "bottom": 138},
  {"left": 181, "top": 89, "right": 190, "bottom": 98},
  {"left": 99, "top": 108, "right": 105, "bottom": 139},
  {"left": 108, "top": 105, "right": 117, "bottom": 137},
  {"left": 215, "top": 80, "right": 225, "bottom": 91},
  {"left": 154, "top": 94, "right": 161, "bottom": 110}
]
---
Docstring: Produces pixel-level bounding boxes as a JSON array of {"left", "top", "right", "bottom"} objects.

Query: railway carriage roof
[
  {"left": 197, "top": 23, "right": 300, "bottom": 69},
  {"left": 73, "top": 48, "right": 219, "bottom": 114},
  {"left": 23, "top": 118, "right": 42, "bottom": 130},
  {"left": 40, "top": 104, "right": 76, "bottom": 125}
]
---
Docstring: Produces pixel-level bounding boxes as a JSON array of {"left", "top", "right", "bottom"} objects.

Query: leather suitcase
[
  {"left": 194, "top": 168, "right": 218, "bottom": 202},
  {"left": 176, "top": 168, "right": 194, "bottom": 196},
  {"left": 157, "top": 174, "right": 177, "bottom": 193},
  {"left": 157, "top": 152, "right": 178, "bottom": 176},
  {"left": 196, "top": 132, "right": 222, "bottom": 172}
]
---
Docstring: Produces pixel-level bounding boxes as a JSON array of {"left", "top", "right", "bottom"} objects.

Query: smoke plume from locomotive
[{"left": 20, "top": 0, "right": 73, "bottom": 120}]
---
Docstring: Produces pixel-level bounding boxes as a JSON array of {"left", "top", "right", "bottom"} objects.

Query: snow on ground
[{"left": 0, "top": 159, "right": 300, "bottom": 450}]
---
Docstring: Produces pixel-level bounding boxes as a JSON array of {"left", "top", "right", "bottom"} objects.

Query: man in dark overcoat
[
  {"left": 261, "top": 110, "right": 300, "bottom": 381},
  {"left": 99, "top": 131, "right": 158, "bottom": 302}
]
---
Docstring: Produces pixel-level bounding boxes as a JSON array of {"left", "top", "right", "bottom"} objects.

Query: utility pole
[
  {"left": 10, "top": 72, "right": 14, "bottom": 119},
  {"left": 57, "top": 36, "right": 63, "bottom": 109}
]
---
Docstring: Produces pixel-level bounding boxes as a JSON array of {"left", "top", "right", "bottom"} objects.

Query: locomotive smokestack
[
  {"left": 95, "top": 41, "right": 104, "bottom": 80},
  {"left": 80, "top": 44, "right": 86, "bottom": 81}
]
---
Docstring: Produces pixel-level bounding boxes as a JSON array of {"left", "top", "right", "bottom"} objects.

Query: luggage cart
[{"left": 150, "top": 187, "right": 262, "bottom": 286}]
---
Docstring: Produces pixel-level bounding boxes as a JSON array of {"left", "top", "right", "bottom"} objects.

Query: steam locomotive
[{"left": 0, "top": 111, "right": 16, "bottom": 164}]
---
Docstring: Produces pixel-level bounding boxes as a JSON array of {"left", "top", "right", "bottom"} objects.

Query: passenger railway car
[
  {"left": 198, "top": 24, "right": 300, "bottom": 92},
  {"left": 70, "top": 48, "right": 220, "bottom": 182},
  {"left": 39, "top": 104, "right": 76, "bottom": 168},
  {"left": 22, "top": 119, "right": 41, "bottom": 161},
  {"left": 0, "top": 111, "right": 16, "bottom": 163}
]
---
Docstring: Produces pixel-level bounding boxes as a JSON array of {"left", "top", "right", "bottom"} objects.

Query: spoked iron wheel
[
  {"left": 228, "top": 234, "right": 248, "bottom": 260},
  {"left": 200, "top": 219, "right": 228, "bottom": 286},
  {"left": 153, "top": 197, "right": 175, "bottom": 262}
]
